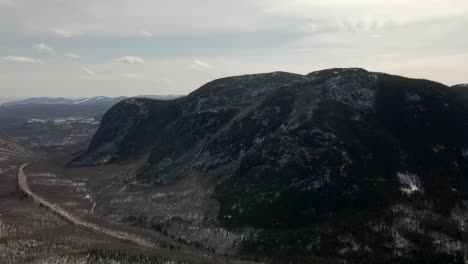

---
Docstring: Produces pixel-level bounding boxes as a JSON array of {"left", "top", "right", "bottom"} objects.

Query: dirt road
[
  {"left": 18, "top": 163, "right": 159, "bottom": 248},
  {"left": 17, "top": 163, "right": 238, "bottom": 263}
]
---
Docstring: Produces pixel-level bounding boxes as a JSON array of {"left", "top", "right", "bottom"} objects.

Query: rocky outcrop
[{"left": 71, "top": 98, "right": 160, "bottom": 166}]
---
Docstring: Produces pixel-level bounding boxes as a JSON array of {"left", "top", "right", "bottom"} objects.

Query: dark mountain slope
[
  {"left": 216, "top": 71, "right": 468, "bottom": 228},
  {"left": 73, "top": 68, "right": 468, "bottom": 263},
  {"left": 71, "top": 72, "right": 307, "bottom": 166},
  {"left": 453, "top": 84, "right": 468, "bottom": 100},
  {"left": 72, "top": 98, "right": 183, "bottom": 166}
]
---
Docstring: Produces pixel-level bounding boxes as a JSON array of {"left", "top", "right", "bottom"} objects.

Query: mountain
[
  {"left": 2, "top": 95, "right": 182, "bottom": 107},
  {"left": 2, "top": 97, "right": 75, "bottom": 106},
  {"left": 3, "top": 96, "right": 126, "bottom": 107},
  {"left": 0, "top": 95, "right": 182, "bottom": 149},
  {"left": 70, "top": 96, "right": 127, "bottom": 106},
  {"left": 0, "top": 96, "right": 128, "bottom": 119},
  {"left": 0, "top": 98, "right": 21, "bottom": 105},
  {"left": 0, "top": 95, "right": 181, "bottom": 119},
  {"left": 72, "top": 72, "right": 306, "bottom": 166},
  {"left": 135, "top": 95, "right": 184, "bottom": 101},
  {"left": 453, "top": 84, "right": 468, "bottom": 100},
  {"left": 72, "top": 68, "right": 468, "bottom": 263}
]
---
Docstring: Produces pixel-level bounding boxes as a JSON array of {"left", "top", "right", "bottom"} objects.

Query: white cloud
[
  {"left": 34, "top": 43, "right": 54, "bottom": 54},
  {"left": 1, "top": 0, "right": 466, "bottom": 37},
  {"left": 51, "top": 28, "right": 75, "bottom": 38},
  {"left": 265, "top": 0, "right": 467, "bottom": 26},
  {"left": 64, "top": 53, "right": 80, "bottom": 59},
  {"left": 1, "top": 0, "right": 468, "bottom": 98},
  {"left": 139, "top": 30, "right": 153, "bottom": 37},
  {"left": 121, "top": 73, "right": 144, "bottom": 79},
  {"left": 189, "top": 59, "right": 213, "bottom": 69},
  {"left": 2, "top": 56, "right": 43, "bottom": 64},
  {"left": 82, "top": 67, "right": 95, "bottom": 76},
  {"left": 116, "top": 56, "right": 145, "bottom": 64}
]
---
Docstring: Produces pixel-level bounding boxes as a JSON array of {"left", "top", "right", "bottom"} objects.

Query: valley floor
[{"left": 0, "top": 154, "right": 250, "bottom": 264}]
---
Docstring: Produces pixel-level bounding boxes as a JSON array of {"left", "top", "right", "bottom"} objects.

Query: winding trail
[
  {"left": 17, "top": 163, "right": 236, "bottom": 264},
  {"left": 17, "top": 163, "right": 158, "bottom": 248}
]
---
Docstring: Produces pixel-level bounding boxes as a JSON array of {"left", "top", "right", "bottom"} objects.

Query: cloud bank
[{"left": 0, "top": 0, "right": 466, "bottom": 97}]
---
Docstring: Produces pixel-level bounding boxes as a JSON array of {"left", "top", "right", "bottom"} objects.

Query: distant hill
[
  {"left": 2, "top": 97, "right": 75, "bottom": 106},
  {"left": 2, "top": 95, "right": 182, "bottom": 107},
  {"left": 0, "top": 95, "right": 184, "bottom": 147},
  {"left": 0, "top": 95, "right": 183, "bottom": 119}
]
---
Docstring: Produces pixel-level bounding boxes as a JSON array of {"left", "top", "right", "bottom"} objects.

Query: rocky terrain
[
  {"left": 0, "top": 117, "right": 224, "bottom": 264},
  {"left": 72, "top": 68, "right": 468, "bottom": 263},
  {"left": 0, "top": 133, "right": 35, "bottom": 161}
]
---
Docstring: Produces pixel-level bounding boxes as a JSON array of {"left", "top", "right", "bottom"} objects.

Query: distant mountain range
[
  {"left": 0, "top": 95, "right": 182, "bottom": 119},
  {"left": 0, "top": 95, "right": 184, "bottom": 145},
  {"left": 73, "top": 68, "right": 468, "bottom": 263},
  {"left": 1, "top": 95, "right": 182, "bottom": 107}
]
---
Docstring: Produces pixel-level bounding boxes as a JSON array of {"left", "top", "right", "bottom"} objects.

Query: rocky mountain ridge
[{"left": 72, "top": 68, "right": 468, "bottom": 263}]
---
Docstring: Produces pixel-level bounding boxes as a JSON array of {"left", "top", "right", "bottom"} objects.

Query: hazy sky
[{"left": 1, "top": 0, "right": 467, "bottom": 97}]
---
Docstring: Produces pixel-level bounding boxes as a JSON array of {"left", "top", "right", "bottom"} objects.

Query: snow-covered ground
[{"left": 27, "top": 117, "right": 99, "bottom": 125}]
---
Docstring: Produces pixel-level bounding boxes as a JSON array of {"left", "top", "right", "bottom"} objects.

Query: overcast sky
[{"left": 0, "top": 0, "right": 467, "bottom": 98}]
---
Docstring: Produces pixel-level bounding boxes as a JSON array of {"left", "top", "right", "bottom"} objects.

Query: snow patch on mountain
[{"left": 397, "top": 172, "right": 422, "bottom": 195}]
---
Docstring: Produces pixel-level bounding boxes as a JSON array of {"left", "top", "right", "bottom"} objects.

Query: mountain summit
[{"left": 72, "top": 68, "right": 468, "bottom": 262}]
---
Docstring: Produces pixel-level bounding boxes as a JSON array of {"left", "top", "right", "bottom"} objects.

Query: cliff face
[
  {"left": 71, "top": 72, "right": 306, "bottom": 166},
  {"left": 73, "top": 68, "right": 468, "bottom": 262}
]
